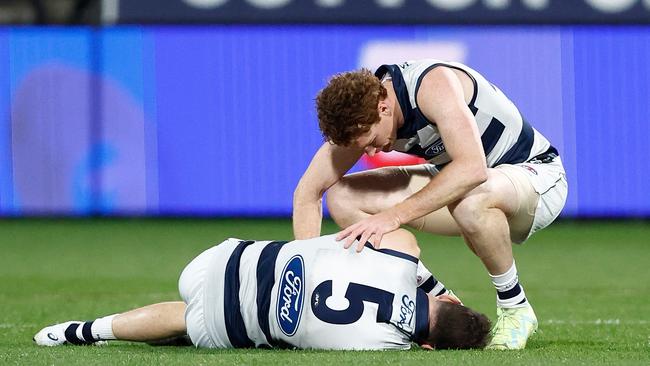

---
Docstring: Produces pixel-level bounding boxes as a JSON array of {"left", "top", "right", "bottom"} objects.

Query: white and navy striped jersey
[
  {"left": 211, "top": 235, "right": 429, "bottom": 350},
  {"left": 375, "top": 60, "right": 558, "bottom": 168}
]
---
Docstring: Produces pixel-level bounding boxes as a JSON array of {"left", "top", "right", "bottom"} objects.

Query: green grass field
[{"left": 1, "top": 219, "right": 648, "bottom": 365}]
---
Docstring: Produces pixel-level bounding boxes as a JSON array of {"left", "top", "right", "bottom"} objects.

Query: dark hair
[
  {"left": 427, "top": 302, "right": 491, "bottom": 350},
  {"left": 315, "top": 68, "right": 387, "bottom": 146}
]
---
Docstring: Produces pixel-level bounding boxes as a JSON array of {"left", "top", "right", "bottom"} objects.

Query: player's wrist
[{"left": 392, "top": 204, "right": 412, "bottom": 227}]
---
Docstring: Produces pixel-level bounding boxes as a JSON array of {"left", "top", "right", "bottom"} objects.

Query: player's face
[{"left": 353, "top": 101, "right": 396, "bottom": 156}]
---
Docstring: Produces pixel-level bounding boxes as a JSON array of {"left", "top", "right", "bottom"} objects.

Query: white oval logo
[{"left": 276, "top": 255, "right": 305, "bottom": 336}]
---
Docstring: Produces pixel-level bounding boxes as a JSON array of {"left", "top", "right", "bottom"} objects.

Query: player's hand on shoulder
[{"left": 335, "top": 211, "right": 401, "bottom": 252}]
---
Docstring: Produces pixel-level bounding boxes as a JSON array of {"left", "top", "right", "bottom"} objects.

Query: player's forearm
[
  {"left": 292, "top": 195, "right": 324, "bottom": 239},
  {"left": 395, "top": 161, "right": 487, "bottom": 224}
]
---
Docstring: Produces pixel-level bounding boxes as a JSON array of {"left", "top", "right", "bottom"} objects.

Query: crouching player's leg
[
  {"left": 34, "top": 302, "right": 187, "bottom": 346},
  {"left": 327, "top": 165, "right": 461, "bottom": 302}
]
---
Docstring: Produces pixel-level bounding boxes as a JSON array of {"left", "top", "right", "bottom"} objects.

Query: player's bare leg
[
  {"left": 326, "top": 165, "right": 460, "bottom": 299},
  {"left": 34, "top": 301, "right": 187, "bottom": 346},
  {"left": 447, "top": 170, "right": 518, "bottom": 275},
  {"left": 327, "top": 165, "right": 460, "bottom": 236},
  {"left": 113, "top": 301, "right": 187, "bottom": 342},
  {"left": 448, "top": 168, "right": 538, "bottom": 350}
]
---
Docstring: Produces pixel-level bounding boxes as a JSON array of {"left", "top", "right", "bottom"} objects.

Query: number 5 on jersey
[{"left": 311, "top": 280, "right": 395, "bottom": 325}]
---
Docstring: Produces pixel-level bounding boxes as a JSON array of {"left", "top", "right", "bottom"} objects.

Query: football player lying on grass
[{"left": 34, "top": 229, "right": 490, "bottom": 350}]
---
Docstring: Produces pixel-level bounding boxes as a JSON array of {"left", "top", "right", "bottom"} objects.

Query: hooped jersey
[
  {"left": 375, "top": 59, "right": 554, "bottom": 168},
  {"left": 214, "top": 235, "right": 429, "bottom": 350}
]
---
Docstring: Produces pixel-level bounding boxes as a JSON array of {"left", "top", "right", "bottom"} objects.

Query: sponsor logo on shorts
[
  {"left": 425, "top": 140, "right": 446, "bottom": 157},
  {"left": 276, "top": 255, "right": 305, "bottom": 336}
]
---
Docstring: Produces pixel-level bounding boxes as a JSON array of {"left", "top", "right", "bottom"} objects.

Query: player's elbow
[
  {"left": 473, "top": 165, "right": 489, "bottom": 185},
  {"left": 293, "top": 180, "right": 325, "bottom": 207},
  {"left": 461, "top": 161, "right": 488, "bottom": 190},
  {"left": 451, "top": 150, "right": 488, "bottom": 189}
]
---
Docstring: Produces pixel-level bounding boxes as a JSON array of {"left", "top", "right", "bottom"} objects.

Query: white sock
[
  {"left": 490, "top": 262, "right": 528, "bottom": 308},
  {"left": 416, "top": 261, "right": 449, "bottom": 296},
  {"left": 90, "top": 314, "right": 118, "bottom": 341}
]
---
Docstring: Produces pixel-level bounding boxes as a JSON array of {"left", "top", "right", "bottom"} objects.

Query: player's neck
[{"left": 428, "top": 294, "right": 439, "bottom": 332}]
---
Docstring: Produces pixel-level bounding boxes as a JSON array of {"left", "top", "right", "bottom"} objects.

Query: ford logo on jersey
[
  {"left": 397, "top": 294, "right": 416, "bottom": 331},
  {"left": 276, "top": 255, "right": 305, "bottom": 336},
  {"left": 425, "top": 140, "right": 446, "bottom": 157}
]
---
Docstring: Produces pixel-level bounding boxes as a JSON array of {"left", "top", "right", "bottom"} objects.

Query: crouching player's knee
[{"left": 326, "top": 181, "right": 363, "bottom": 226}]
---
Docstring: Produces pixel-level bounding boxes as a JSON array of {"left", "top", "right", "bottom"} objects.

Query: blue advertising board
[
  {"left": 0, "top": 25, "right": 648, "bottom": 217},
  {"left": 114, "top": 0, "right": 650, "bottom": 24}
]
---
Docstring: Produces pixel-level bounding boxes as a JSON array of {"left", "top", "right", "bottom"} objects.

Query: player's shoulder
[
  {"left": 374, "top": 229, "right": 420, "bottom": 259},
  {"left": 419, "top": 65, "right": 460, "bottom": 89},
  {"left": 368, "top": 246, "right": 419, "bottom": 266},
  {"left": 292, "top": 233, "right": 340, "bottom": 246},
  {"left": 293, "top": 233, "right": 420, "bottom": 266},
  {"left": 376, "top": 59, "right": 444, "bottom": 79}
]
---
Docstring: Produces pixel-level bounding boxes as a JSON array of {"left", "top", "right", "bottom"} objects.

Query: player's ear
[
  {"left": 377, "top": 101, "right": 390, "bottom": 115},
  {"left": 436, "top": 294, "right": 462, "bottom": 305}
]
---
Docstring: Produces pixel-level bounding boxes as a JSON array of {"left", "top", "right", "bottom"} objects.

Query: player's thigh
[
  {"left": 454, "top": 166, "right": 538, "bottom": 243},
  {"left": 511, "top": 159, "right": 568, "bottom": 241},
  {"left": 327, "top": 164, "right": 435, "bottom": 214},
  {"left": 328, "top": 164, "right": 460, "bottom": 235},
  {"left": 411, "top": 206, "right": 460, "bottom": 236},
  {"left": 406, "top": 167, "right": 533, "bottom": 238},
  {"left": 492, "top": 165, "right": 540, "bottom": 243}
]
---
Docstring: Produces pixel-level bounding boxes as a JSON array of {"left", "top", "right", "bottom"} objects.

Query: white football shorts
[
  {"left": 178, "top": 239, "right": 241, "bottom": 348},
  {"left": 495, "top": 157, "right": 568, "bottom": 242}
]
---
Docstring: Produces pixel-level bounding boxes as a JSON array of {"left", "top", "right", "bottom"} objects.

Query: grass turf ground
[{"left": 0, "top": 218, "right": 648, "bottom": 365}]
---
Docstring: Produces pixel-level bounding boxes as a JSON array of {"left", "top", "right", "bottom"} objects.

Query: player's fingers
[
  {"left": 356, "top": 240, "right": 365, "bottom": 253},
  {"left": 336, "top": 226, "right": 354, "bottom": 242},
  {"left": 375, "top": 231, "right": 384, "bottom": 248},
  {"left": 357, "top": 231, "right": 372, "bottom": 252},
  {"left": 367, "top": 234, "right": 377, "bottom": 248},
  {"left": 342, "top": 227, "right": 360, "bottom": 249},
  {"left": 342, "top": 235, "right": 353, "bottom": 249},
  {"left": 336, "top": 228, "right": 353, "bottom": 247}
]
